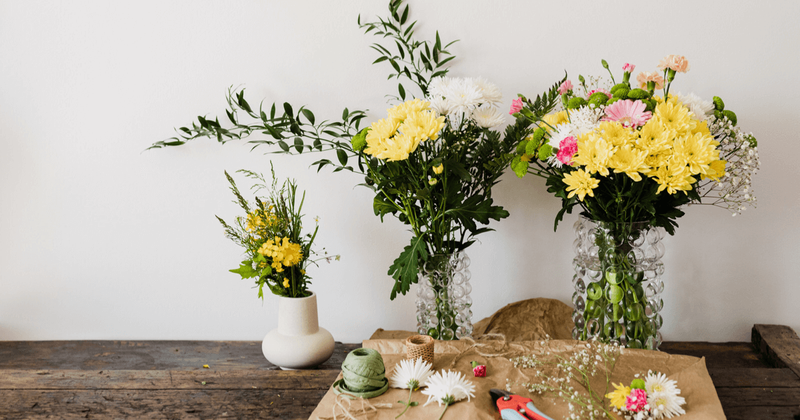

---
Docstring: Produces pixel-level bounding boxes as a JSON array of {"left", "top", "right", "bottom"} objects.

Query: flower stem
[
  {"left": 395, "top": 388, "right": 414, "bottom": 419},
  {"left": 437, "top": 403, "right": 450, "bottom": 420}
]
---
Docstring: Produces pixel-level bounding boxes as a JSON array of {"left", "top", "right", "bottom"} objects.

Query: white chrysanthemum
[
  {"left": 677, "top": 92, "right": 714, "bottom": 120},
  {"left": 389, "top": 358, "right": 434, "bottom": 390},
  {"left": 645, "top": 372, "right": 685, "bottom": 419},
  {"left": 469, "top": 76, "right": 502, "bottom": 105},
  {"left": 548, "top": 123, "right": 575, "bottom": 148},
  {"left": 570, "top": 106, "right": 604, "bottom": 135},
  {"left": 427, "top": 76, "right": 453, "bottom": 98},
  {"left": 441, "top": 78, "right": 483, "bottom": 115},
  {"left": 471, "top": 103, "right": 506, "bottom": 128},
  {"left": 427, "top": 95, "right": 450, "bottom": 117},
  {"left": 421, "top": 370, "right": 476, "bottom": 406}
]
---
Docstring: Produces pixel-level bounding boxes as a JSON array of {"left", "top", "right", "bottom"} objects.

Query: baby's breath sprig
[{"left": 511, "top": 336, "right": 622, "bottom": 420}]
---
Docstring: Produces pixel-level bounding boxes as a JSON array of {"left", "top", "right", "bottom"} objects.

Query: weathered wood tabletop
[{"left": 1, "top": 325, "right": 799, "bottom": 419}]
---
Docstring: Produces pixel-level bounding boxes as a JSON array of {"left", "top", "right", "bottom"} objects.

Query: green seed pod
[
  {"left": 627, "top": 88, "right": 650, "bottom": 100},
  {"left": 713, "top": 96, "right": 725, "bottom": 111},
  {"left": 567, "top": 97, "right": 588, "bottom": 109},
  {"left": 601, "top": 59, "right": 609, "bottom": 69},
  {"left": 722, "top": 110, "right": 738, "bottom": 126}
]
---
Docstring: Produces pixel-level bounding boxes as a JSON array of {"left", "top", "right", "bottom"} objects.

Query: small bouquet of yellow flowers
[{"left": 217, "top": 168, "right": 336, "bottom": 298}]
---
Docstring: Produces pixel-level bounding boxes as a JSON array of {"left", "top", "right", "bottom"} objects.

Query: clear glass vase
[
  {"left": 571, "top": 216, "right": 666, "bottom": 349},
  {"left": 415, "top": 251, "right": 474, "bottom": 340}
]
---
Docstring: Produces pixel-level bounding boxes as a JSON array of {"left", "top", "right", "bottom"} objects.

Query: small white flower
[
  {"left": 421, "top": 369, "right": 476, "bottom": 406},
  {"left": 389, "top": 358, "right": 434, "bottom": 390},
  {"left": 471, "top": 103, "right": 506, "bottom": 128}
]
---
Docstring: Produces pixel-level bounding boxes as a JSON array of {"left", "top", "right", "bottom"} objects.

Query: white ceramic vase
[{"left": 262, "top": 292, "right": 335, "bottom": 369}]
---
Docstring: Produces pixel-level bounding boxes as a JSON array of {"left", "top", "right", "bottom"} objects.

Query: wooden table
[{"left": 1, "top": 325, "right": 799, "bottom": 419}]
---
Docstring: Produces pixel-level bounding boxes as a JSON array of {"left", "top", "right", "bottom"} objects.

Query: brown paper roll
[{"left": 404, "top": 335, "right": 434, "bottom": 365}]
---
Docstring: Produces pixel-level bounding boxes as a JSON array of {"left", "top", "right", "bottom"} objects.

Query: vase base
[{"left": 262, "top": 327, "right": 335, "bottom": 369}]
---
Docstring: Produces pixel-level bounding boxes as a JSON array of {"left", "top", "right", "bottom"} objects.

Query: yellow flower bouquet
[
  {"left": 218, "top": 168, "right": 336, "bottom": 298},
  {"left": 508, "top": 57, "right": 759, "bottom": 348}
]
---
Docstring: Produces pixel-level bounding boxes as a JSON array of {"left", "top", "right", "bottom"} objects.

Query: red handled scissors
[{"left": 489, "top": 389, "right": 554, "bottom": 420}]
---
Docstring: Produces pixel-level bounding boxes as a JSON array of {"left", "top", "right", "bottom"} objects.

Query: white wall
[{"left": 1, "top": 0, "right": 797, "bottom": 344}]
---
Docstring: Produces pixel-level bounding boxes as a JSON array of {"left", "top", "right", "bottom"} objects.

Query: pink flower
[
  {"left": 587, "top": 89, "right": 611, "bottom": 99},
  {"left": 625, "top": 389, "right": 648, "bottom": 412},
  {"left": 556, "top": 136, "right": 577, "bottom": 165},
  {"left": 603, "top": 100, "right": 652, "bottom": 128},
  {"left": 636, "top": 71, "right": 664, "bottom": 90},
  {"left": 509, "top": 97, "right": 524, "bottom": 115},
  {"left": 558, "top": 80, "right": 573, "bottom": 95},
  {"left": 658, "top": 55, "right": 690, "bottom": 73},
  {"left": 622, "top": 63, "right": 635, "bottom": 73}
]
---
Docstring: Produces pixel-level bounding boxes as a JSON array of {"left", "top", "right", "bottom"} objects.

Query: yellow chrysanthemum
[
  {"left": 363, "top": 118, "right": 400, "bottom": 157},
  {"left": 387, "top": 98, "right": 430, "bottom": 124},
  {"left": 651, "top": 164, "right": 696, "bottom": 195},
  {"left": 572, "top": 132, "right": 613, "bottom": 176},
  {"left": 541, "top": 110, "right": 569, "bottom": 131},
  {"left": 701, "top": 159, "right": 727, "bottom": 181},
  {"left": 564, "top": 168, "right": 600, "bottom": 201},
  {"left": 609, "top": 144, "right": 650, "bottom": 181},
  {"left": 596, "top": 121, "right": 635, "bottom": 147},
  {"left": 672, "top": 132, "right": 719, "bottom": 176},
  {"left": 399, "top": 110, "right": 446, "bottom": 142},
  {"left": 637, "top": 118, "right": 673, "bottom": 156},
  {"left": 606, "top": 383, "right": 631, "bottom": 410},
  {"left": 654, "top": 102, "right": 693, "bottom": 136}
]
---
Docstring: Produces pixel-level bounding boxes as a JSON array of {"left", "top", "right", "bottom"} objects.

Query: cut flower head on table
[{"left": 508, "top": 55, "right": 760, "bottom": 233}]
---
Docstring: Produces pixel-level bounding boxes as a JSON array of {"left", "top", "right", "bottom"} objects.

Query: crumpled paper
[{"left": 309, "top": 298, "right": 725, "bottom": 420}]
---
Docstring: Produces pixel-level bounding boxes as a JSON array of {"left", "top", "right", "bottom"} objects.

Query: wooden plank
[
  {"left": 752, "top": 324, "right": 800, "bottom": 379},
  {"left": 707, "top": 367, "right": 800, "bottom": 388},
  {"left": 716, "top": 387, "right": 800, "bottom": 407},
  {"left": 0, "top": 341, "right": 359, "bottom": 371},
  {"left": 659, "top": 341, "right": 766, "bottom": 368},
  {"left": 723, "top": 405, "right": 800, "bottom": 420},
  {"left": 0, "top": 389, "right": 327, "bottom": 420},
  {"left": 0, "top": 369, "right": 341, "bottom": 391}
]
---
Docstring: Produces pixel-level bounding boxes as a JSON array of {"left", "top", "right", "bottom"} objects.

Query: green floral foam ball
[{"left": 567, "top": 97, "right": 588, "bottom": 109}]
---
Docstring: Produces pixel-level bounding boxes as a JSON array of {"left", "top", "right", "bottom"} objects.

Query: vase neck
[{"left": 277, "top": 293, "right": 319, "bottom": 336}]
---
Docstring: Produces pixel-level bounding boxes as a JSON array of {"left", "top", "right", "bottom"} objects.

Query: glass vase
[
  {"left": 571, "top": 216, "right": 666, "bottom": 349},
  {"left": 415, "top": 251, "right": 474, "bottom": 340}
]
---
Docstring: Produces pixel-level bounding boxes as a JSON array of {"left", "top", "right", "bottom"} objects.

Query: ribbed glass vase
[
  {"left": 571, "top": 216, "right": 666, "bottom": 349},
  {"left": 415, "top": 251, "right": 474, "bottom": 340}
]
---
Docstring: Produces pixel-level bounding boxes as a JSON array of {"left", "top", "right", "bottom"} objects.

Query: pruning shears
[{"left": 489, "top": 389, "right": 554, "bottom": 420}]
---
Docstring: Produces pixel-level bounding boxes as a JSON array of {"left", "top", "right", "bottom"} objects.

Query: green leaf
[
  {"left": 264, "top": 125, "right": 284, "bottom": 140},
  {"left": 373, "top": 56, "right": 389, "bottom": 64},
  {"left": 278, "top": 140, "right": 290, "bottom": 152},
  {"left": 283, "top": 102, "right": 294, "bottom": 118},
  {"left": 301, "top": 109, "right": 315, "bottom": 125},
  {"left": 336, "top": 149, "right": 348, "bottom": 166},
  {"left": 294, "top": 137, "right": 304, "bottom": 153},
  {"left": 400, "top": 5, "right": 409, "bottom": 24},
  {"left": 342, "top": 108, "right": 349, "bottom": 120},
  {"left": 229, "top": 261, "right": 258, "bottom": 279},
  {"left": 373, "top": 196, "right": 396, "bottom": 220},
  {"left": 387, "top": 236, "right": 428, "bottom": 300},
  {"left": 398, "top": 83, "right": 406, "bottom": 100}
]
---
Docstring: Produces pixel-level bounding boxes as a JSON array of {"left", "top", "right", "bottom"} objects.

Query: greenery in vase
[
  {"left": 217, "top": 168, "right": 337, "bottom": 298},
  {"left": 150, "top": 0, "right": 516, "bottom": 301}
]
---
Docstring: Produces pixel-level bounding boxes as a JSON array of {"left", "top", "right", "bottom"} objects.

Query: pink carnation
[
  {"left": 558, "top": 80, "right": 573, "bottom": 95},
  {"left": 625, "top": 389, "right": 648, "bottom": 412},
  {"left": 637, "top": 71, "right": 665, "bottom": 90},
  {"left": 603, "top": 99, "right": 652, "bottom": 128},
  {"left": 509, "top": 97, "right": 524, "bottom": 115},
  {"left": 556, "top": 136, "right": 578, "bottom": 165},
  {"left": 623, "top": 63, "right": 636, "bottom": 73},
  {"left": 658, "top": 55, "right": 690, "bottom": 73}
]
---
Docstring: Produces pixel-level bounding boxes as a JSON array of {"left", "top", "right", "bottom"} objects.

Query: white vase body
[{"left": 262, "top": 292, "right": 335, "bottom": 369}]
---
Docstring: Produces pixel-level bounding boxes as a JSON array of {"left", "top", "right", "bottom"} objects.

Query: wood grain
[{"left": 753, "top": 324, "right": 800, "bottom": 379}]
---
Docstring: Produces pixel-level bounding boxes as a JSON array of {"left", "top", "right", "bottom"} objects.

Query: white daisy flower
[
  {"left": 428, "top": 76, "right": 453, "bottom": 98},
  {"left": 569, "top": 106, "right": 604, "bottom": 135},
  {"left": 468, "top": 76, "right": 503, "bottom": 105},
  {"left": 427, "top": 95, "right": 450, "bottom": 117},
  {"left": 441, "top": 78, "right": 483, "bottom": 115},
  {"left": 471, "top": 104, "right": 506, "bottom": 128},
  {"left": 389, "top": 358, "right": 433, "bottom": 390},
  {"left": 548, "top": 123, "right": 575, "bottom": 148},
  {"left": 421, "top": 369, "right": 476, "bottom": 406},
  {"left": 676, "top": 92, "right": 714, "bottom": 120},
  {"left": 645, "top": 372, "right": 685, "bottom": 419}
]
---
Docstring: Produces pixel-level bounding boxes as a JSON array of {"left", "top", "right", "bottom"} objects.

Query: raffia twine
[
  {"left": 448, "top": 333, "right": 527, "bottom": 368},
  {"left": 332, "top": 348, "right": 389, "bottom": 399},
  {"left": 317, "top": 394, "right": 393, "bottom": 420}
]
